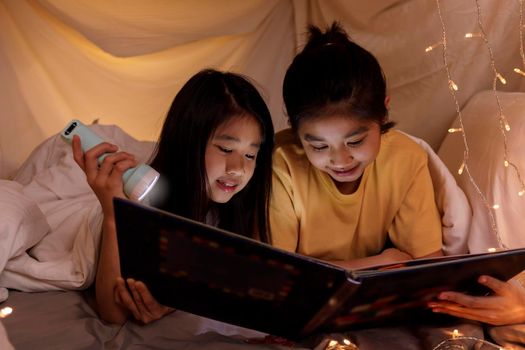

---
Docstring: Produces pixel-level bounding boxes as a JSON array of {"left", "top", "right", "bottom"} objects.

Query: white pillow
[{"left": 438, "top": 91, "right": 525, "bottom": 253}]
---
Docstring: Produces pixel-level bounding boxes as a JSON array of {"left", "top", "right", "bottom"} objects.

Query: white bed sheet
[{"left": 0, "top": 290, "right": 485, "bottom": 350}]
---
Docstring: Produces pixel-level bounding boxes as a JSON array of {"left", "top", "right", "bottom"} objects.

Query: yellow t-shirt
[{"left": 270, "top": 128, "right": 442, "bottom": 260}]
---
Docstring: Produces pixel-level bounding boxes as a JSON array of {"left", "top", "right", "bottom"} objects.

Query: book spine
[{"left": 299, "top": 280, "right": 359, "bottom": 337}]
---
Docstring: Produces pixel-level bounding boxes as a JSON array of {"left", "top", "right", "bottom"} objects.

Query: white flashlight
[{"left": 61, "top": 119, "right": 159, "bottom": 201}]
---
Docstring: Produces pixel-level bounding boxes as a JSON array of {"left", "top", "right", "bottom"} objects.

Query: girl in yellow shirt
[{"left": 270, "top": 23, "right": 443, "bottom": 269}]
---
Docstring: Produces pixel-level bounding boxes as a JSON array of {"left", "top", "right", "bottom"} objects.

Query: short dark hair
[
  {"left": 150, "top": 69, "right": 274, "bottom": 243},
  {"left": 283, "top": 22, "right": 394, "bottom": 133}
]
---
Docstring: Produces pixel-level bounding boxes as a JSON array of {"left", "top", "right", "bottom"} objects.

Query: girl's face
[
  {"left": 297, "top": 114, "right": 382, "bottom": 194},
  {"left": 205, "top": 115, "right": 262, "bottom": 203}
]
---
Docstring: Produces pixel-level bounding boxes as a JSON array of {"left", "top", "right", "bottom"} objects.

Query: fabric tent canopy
[{"left": 1, "top": 0, "right": 524, "bottom": 179}]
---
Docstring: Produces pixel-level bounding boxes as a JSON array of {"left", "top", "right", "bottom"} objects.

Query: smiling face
[
  {"left": 204, "top": 115, "right": 262, "bottom": 203},
  {"left": 298, "top": 114, "right": 382, "bottom": 194}
]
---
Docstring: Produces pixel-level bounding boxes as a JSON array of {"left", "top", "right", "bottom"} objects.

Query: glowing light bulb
[
  {"left": 504, "top": 160, "right": 509, "bottom": 167},
  {"left": 0, "top": 307, "right": 12, "bottom": 318},
  {"left": 425, "top": 41, "right": 443, "bottom": 53},
  {"left": 448, "top": 127, "right": 463, "bottom": 133},
  {"left": 464, "top": 32, "right": 481, "bottom": 38},
  {"left": 458, "top": 162, "right": 465, "bottom": 175},
  {"left": 452, "top": 329, "right": 460, "bottom": 339},
  {"left": 514, "top": 68, "right": 525, "bottom": 76},
  {"left": 496, "top": 73, "right": 507, "bottom": 85}
]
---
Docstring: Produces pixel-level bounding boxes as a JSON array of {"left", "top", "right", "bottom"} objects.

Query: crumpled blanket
[{"left": 0, "top": 123, "right": 155, "bottom": 301}]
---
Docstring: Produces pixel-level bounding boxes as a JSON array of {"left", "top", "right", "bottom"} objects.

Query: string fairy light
[
  {"left": 465, "top": 32, "right": 482, "bottom": 38},
  {"left": 0, "top": 306, "right": 12, "bottom": 318},
  {"left": 458, "top": 161, "right": 465, "bottom": 175},
  {"left": 434, "top": 0, "right": 504, "bottom": 248},
  {"left": 514, "top": 67, "right": 525, "bottom": 76},
  {"left": 513, "top": 0, "right": 525, "bottom": 198},
  {"left": 517, "top": 0, "right": 525, "bottom": 75},
  {"left": 325, "top": 328, "right": 509, "bottom": 349},
  {"left": 447, "top": 127, "right": 462, "bottom": 133},
  {"left": 474, "top": 0, "right": 508, "bottom": 89},
  {"left": 425, "top": 41, "right": 444, "bottom": 52},
  {"left": 432, "top": 331, "right": 508, "bottom": 350},
  {"left": 323, "top": 337, "right": 358, "bottom": 350},
  {"left": 474, "top": 0, "right": 525, "bottom": 201}
]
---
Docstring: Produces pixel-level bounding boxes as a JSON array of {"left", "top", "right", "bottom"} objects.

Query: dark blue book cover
[{"left": 114, "top": 198, "right": 525, "bottom": 339}]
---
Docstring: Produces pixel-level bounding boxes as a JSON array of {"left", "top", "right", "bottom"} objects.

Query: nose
[
  {"left": 330, "top": 147, "right": 353, "bottom": 166},
  {"left": 226, "top": 154, "right": 245, "bottom": 176}
]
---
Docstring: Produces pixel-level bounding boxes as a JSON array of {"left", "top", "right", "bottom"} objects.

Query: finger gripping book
[{"left": 114, "top": 198, "right": 525, "bottom": 339}]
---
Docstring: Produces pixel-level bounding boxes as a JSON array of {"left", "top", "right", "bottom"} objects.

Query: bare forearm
[
  {"left": 330, "top": 248, "right": 444, "bottom": 270},
  {"left": 96, "top": 216, "right": 129, "bottom": 324},
  {"left": 329, "top": 254, "right": 403, "bottom": 270},
  {"left": 419, "top": 249, "right": 443, "bottom": 258}
]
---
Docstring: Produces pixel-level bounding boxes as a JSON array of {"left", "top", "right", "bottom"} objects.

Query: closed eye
[
  {"left": 245, "top": 153, "right": 256, "bottom": 160},
  {"left": 310, "top": 144, "right": 328, "bottom": 151},
  {"left": 217, "top": 145, "right": 232, "bottom": 153},
  {"left": 346, "top": 138, "right": 365, "bottom": 147}
]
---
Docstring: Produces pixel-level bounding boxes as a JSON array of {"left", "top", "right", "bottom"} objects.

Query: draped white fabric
[{"left": 1, "top": 0, "right": 524, "bottom": 179}]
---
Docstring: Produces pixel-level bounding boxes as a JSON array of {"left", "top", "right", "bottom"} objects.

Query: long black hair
[
  {"left": 150, "top": 69, "right": 274, "bottom": 243},
  {"left": 283, "top": 22, "right": 394, "bottom": 133}
]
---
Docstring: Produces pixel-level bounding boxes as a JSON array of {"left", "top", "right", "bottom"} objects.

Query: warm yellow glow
[
  {"left": 514, "top": 67, "right": 525, "bottom": 76},
  {"left": 504, "top": 160, "right": 509, "bottom": 167},
  {"left": 425, "top": 41, "right": 443, "bottom": 52},
  {"left": 448, "top": 127, "right": 463, "bottom": 133},
  {"left": 452, "top": 329, "right": 460, "bottom": 339},
  {"left": 458, "top": 162, "right": 465, "bottom": 175},
  {"left": 464, "top": 32, "right": 481, "bottom": 38},
  {"left": 496, "top": 73, "right": 507, "bottom": 84},
  {"left": 519, "top": 190, "right": 525, "bottom": 196},
  {"left": 488, "top": 247, "right": 497, "bottom": 253},
  {"left": 448, "top": 79, "right": 458, "bottom": 91},
  {"left": 492, "top": 204, "right": 500, "bottom": 210},
  {"left": 0, "top": 307, "right": 12, "bottom": 318}
]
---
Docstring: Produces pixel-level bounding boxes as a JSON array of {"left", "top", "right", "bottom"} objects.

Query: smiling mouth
[
  {"left": 331, "top": 165, "right": 359, "bottom": 176},
  {"left": 216, "top": 179, "right": 239, "bottom": 192}
]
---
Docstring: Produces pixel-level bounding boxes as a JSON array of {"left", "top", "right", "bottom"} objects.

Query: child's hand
[
  {"left": 114, "top": 277, "right": 175, "bottom": 324},
  {"left": 429, "top": 275, "right": 525, "bottom": 325},
  {"left": 72, "top": 135, "right": 137, "bottom": 213}
]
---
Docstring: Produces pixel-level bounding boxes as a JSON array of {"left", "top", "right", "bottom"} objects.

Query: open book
[{"left": 114, "top": 198, "right": 525, "bottom": 339}]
